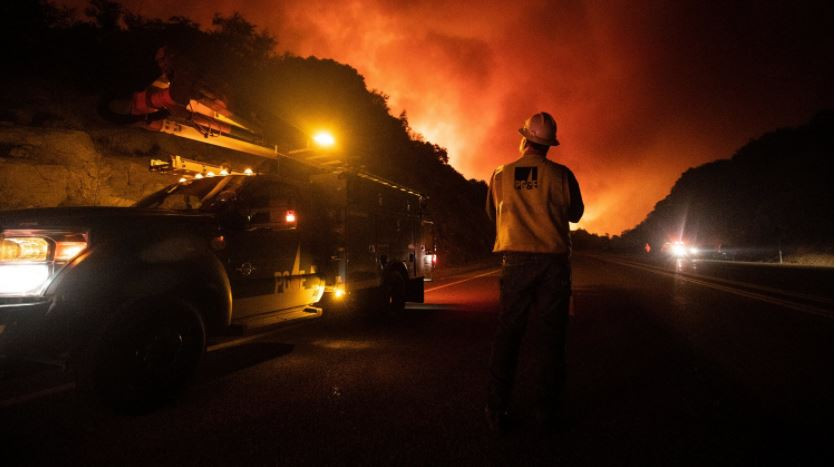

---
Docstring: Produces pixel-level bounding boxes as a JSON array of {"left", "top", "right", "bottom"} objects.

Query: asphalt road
[{"left": 1, "top": 254, "right": 832, "bottom": 466}]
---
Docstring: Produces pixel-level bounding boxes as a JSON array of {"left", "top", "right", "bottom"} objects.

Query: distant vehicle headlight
[
  {"left": 689, "top": 247, "right": 699, "bottom": 255},
  {"left": 671, "top": 244, "right": 687, "bottom": 257},
  {"left": 0, "top": 232, "right": 88, "bottom": 296}
]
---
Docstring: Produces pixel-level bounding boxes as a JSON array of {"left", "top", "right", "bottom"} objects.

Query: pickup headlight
[
  {"left": 0, "top": 232, "right": 88, "bottom": 296},
  {"left": 0, "top": 263, "right": 51, "bottom": 295},
  {"left": 1, "top": 237, "right": 50, "bottom": 262}
]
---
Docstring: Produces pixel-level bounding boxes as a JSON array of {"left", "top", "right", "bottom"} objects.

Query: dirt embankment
[
  {"left": 0, "top": 124, "right": 266, "bottom": 211},
  {"left": 0, "top": 126, "right": 163, "bottom": 209}
]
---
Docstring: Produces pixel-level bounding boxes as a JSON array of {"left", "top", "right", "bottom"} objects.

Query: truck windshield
[{"left": 134, "top": 176, "right": 246, "bottom": 211}]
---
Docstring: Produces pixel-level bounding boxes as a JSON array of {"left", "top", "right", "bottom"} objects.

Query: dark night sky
[{"left": 63, "top": 0, "right": 833, "bottom": 234}]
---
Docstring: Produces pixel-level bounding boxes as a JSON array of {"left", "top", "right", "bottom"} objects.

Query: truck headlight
[
  {"left": 0, "top": 232, "right": 88, "bottom": 296},
  {"left": 1, "top": 237, "right": 50, "bottom": 262},
  {"left": 0, "top": 264, "right": 51, "bottom": 295}
]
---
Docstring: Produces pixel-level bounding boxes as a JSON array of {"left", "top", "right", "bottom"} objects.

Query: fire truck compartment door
[{"left": 226, "top": 178, "right": 322, "bottom": 318}]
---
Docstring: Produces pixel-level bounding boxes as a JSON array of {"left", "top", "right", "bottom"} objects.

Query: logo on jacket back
[{"left": 514, "top": 167, "right": 538, "bottom": 190}]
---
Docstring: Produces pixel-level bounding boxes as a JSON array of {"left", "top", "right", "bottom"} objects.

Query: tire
[
  {"left": 382, "top": 271, "right": 406, "bottom": 314},
  {"left": 80, "top": 299, "right": 206, "bottom": 413}
]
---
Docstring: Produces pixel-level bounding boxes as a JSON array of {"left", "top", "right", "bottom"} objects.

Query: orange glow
[
  {"left": 311, "top": 338, "right": 371, "bottom": 349},
  {"left": 312, "top": 131, "right": 336, "bottom": 147},
  {"left": 210, "top": 235, "right": 226, "bottom": 251},
  {"left": 54, "top": 241, "right": 87, "bottom": 262},
  {"left": 285, "top": 210, "right": 297, "bottom": 223}
]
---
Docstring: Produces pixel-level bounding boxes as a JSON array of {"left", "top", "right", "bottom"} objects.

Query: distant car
[{"left": 661, "top": 241, "right": 700, "bottom": 258}]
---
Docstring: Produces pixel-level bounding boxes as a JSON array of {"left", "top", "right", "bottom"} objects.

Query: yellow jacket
[{"left": 486, "top": 152, "right": 584, "bottom": 254}]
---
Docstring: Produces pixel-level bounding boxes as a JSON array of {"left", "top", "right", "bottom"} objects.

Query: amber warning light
[
  {"left": 54, "top": 242, "right": 87, "bottom": 262},
  {"left": 312, "top": 131, "right": 336, "bottom": 148}
]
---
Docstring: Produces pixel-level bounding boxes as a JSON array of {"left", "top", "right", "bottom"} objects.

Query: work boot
[{"left": 484, "top": 406, "right": 510, "bottom": 433}]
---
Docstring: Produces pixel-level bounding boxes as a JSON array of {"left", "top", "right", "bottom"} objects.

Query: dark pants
[{"left": 488, "top": 253, "right": 571, "bottom": 414}]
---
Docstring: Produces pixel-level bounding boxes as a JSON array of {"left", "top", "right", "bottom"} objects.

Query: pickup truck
[{"left": 0, "top": 169, "right": 433, "bottom": 410}]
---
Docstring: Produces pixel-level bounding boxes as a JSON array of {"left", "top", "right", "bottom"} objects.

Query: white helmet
[{"left": 518, "top": 112, "right": 559, "bottom": 146}]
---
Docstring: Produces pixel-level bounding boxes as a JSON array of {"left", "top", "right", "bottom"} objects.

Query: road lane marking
[
  {"left": 605, "top": 256, "right": 832, "bottom": 305},
  {"left": 696, "top": 258, "right": 834, "bottom": 270},
  {"left": 593, "top": 256, "right": 832, "bottom": 318},
  {"left": 424, "top": 269, "right": 500, "bottom": 294}
]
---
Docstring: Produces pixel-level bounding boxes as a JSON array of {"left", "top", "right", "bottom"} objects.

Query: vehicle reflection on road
[{"left": 674, "top": 258, "right": 698, "bottom": 273}]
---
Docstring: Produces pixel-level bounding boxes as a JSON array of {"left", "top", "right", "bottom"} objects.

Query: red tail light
[{"left": 285, "top": 210, "right": 297, "bottom": 223}]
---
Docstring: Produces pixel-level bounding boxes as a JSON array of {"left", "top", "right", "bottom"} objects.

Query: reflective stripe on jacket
[{"left": 486, "top": 153, "right": 584, "bottom": 254}]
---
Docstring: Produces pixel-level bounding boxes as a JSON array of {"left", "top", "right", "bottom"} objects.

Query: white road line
[
  {"left": 424, "top": 269, "right": 500, "bottom": 293},
  {"left": 609, "top": 256, "right": 831, "bottom": 304},
  {"left": 697, "top": 259, "right": 834, "bottom": 270},
  {"left": 596, "top": 256, "right": 833, "bottom": 318}
]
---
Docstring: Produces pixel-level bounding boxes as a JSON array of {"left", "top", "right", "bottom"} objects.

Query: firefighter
[{"left": 484, "top": 111, "right": 584, "bottom": 432}]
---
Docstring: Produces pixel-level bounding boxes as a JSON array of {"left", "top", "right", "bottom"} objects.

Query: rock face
[
  {"left": 0, "top": 124, "right": 274, "bottom": 210},
  {"left": 0, "top": 125, "right": 176, "bottom": 210}
]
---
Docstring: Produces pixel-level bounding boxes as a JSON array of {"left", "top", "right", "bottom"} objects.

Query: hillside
[
  {"left": 618, "top": 111, "right": 833, "bottom": 262},
  {"left": 0, "top": 1, "right": 494, "bottom": 265}
]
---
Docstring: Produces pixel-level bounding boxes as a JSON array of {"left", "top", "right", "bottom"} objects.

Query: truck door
[{"left": 226, "top": 177, "right": 322, "bottom": 319}]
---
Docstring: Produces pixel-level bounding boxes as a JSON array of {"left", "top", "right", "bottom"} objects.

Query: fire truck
[{"left": 0, "top": 48, "right": 435, "bottom": 409}]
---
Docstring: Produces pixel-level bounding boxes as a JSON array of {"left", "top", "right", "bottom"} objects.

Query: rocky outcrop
[{"left": 0, "top": 126, "right": 176, "bottom": 209}]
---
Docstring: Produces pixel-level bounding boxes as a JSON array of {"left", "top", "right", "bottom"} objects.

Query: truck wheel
[
  {"left": 81, "top": 299, "right": 206, "bottom": 413},
  {"left": 383, "top": 272, "right": 406, "bottom": 314}
]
